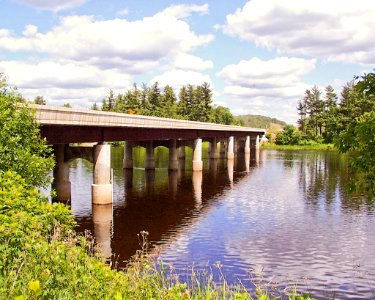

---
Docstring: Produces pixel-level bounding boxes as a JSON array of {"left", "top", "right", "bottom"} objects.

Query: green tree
[
  {"left": 335, "top": 72, "right": 375, "bottom": 192},
  {"left": 62, "top": 103, "right": 72, "bottom": 108},
  {"left": 34, "top": 96, "right": 46, "bottom": 105},
  {"left": 0, "top": 75, "right": 54, "bottom": 187},
  {"left": 211, "top": 105, "right": 235, "bottom": 125},
  {"left": 276, "top": 125, "right": 302, "bottom": 145},
  {"left": 91, "top": 102, "right": 99, "bottom": 110},
  {"left": 101, "top": 89, "right": 115, "bottom": 111}
]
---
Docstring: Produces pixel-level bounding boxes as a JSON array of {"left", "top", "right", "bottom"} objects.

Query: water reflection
[{"left": 68, "top": 147, "right": 375, "bottom": 299}]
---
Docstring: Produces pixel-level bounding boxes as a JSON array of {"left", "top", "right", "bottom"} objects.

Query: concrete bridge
[{"left": 33, "top": 105, "right": 266, "bottom": 205}]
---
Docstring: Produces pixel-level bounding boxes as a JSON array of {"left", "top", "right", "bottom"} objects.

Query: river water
[{"left": 66, "top": 147, "right": 375, "bottom": 299}]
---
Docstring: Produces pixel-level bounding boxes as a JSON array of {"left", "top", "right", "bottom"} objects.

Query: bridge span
[{"left": 33, "top": 105, "right": 266, "bottom": 205}]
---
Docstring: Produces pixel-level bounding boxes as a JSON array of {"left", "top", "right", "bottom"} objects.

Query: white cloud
[
  {"left": 162, "top": 3, "right": 209, "bottom": 19},
  {"left": 0, "top": 60, "right": 131, "bottom": 106},
  {"left": 150, "top": 70, "right": 212, "bottom": 89},
  {"left": 174, "top": 53, "right": 213, "bottom": 71},
  {"left": 223, "top": 0, "right": 375, "bottom": 64},
  {"left": 11, "top": 0, "right": 87, "bottom": 11},
  {"left": 218, "top": 57, "right": 316, "bottom": 123},
  {"left": 0, "top": 13, "right": 214, "bottom": 72}
]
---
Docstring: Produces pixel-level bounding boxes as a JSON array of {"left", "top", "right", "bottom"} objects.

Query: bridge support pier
[
  {"left": 178, "top": 145, "right": 186, "bottom": 159},
  {"left": 220, "top": 140, "right": 226, "bottom": 158},
  {"left": 169, "top": 139, "right": 179, "bottom": 170},
  {"left": 123, "top": 141, "right": 133, "bottom": 169},
  {"left": 256, "top": 135, "right": 260, "bottom": 150},
  {"left": 245, "top": 136, "right": 250, "bottom": 154},
  {"left": 92, "top": 143, "right": 112, "bottom": 205},
  {"left": 227, "top": 136, "right": 234, "bottom": 160},
  {"left": 192, "top": 138, "right": 203, "bottom": 171},
  {"left": 53, "top": 144, "right": 71, "bottom": 202},
  {"left": 209, "top": 137, "right": 219, "bottom": 159},
  {"left": 145, "top": 141, "right": 155, "bottom": 170}
]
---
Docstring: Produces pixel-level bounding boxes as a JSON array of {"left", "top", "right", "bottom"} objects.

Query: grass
[
  {"left": 0, "top": 170, "right": 315, "bottom": 300},
  {"left": 261, "top": 143, "right": 336, "bottom": 151}
]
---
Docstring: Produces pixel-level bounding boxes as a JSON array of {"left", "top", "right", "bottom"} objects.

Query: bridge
[{"left": 33, "top": 105, "right": 266, "bottom": 205}]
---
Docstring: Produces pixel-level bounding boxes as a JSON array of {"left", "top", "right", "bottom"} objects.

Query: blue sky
[{"left": 0, "top": 0, "right": 373, "bottom": 123}]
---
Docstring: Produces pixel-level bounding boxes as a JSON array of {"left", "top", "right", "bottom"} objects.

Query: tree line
[
  {"left": 97, "top": 82, "right": 237, "bottom": 125},
  {"left": 276, "top": 71, "right": 375, "bottom": 192}
]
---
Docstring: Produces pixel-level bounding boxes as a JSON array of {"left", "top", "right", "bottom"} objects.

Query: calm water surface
[{"left": 66, "top": 147, "right": 375, "bottom": 299}]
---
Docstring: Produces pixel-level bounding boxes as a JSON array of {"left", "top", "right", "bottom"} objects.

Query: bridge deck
[{"left": 32, "top": 105, "right": 266, "bottom": 144}]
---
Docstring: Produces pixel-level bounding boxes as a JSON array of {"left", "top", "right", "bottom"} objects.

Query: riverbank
[{"left": 261, "top": 143, "right": 335, "bottom": 151}]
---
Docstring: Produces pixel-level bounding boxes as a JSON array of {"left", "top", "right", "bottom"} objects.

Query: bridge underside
[{"left": 40, "top": 125, "right": 260, "bottom": 144}]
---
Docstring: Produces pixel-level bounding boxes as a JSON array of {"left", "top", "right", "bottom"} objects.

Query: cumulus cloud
[
  {"left": 11, "top": 0, "right": 86, "bottom": 11},
  {"left": 173, "top": 53, "right": 214, "bottom": 71},
  {"left": 223, "top": 0, "right": 375, "bottom": 64},
  {"left": 0, "top": 13, "right": 214, "bottom": 72},
  {"left": 150, "top": 70, "right": 212, "bottom": 89},
  {"left": 162, "top": 3, "right": 209, "bottom": 19},
  {"left": 218, "top": 57, "right": 316, "bottom": 123},
  {"left": 0, "top": 60, "right": 131, "bottom": 106}
]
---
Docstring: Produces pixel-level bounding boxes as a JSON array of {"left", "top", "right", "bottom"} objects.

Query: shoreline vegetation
[{"left": 261, "top": 143, "right": 335, "bottom": 151}]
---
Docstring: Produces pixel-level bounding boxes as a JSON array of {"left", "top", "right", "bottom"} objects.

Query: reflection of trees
[{"left": 298, "top": 151, "right": 374, "bottom": 212}]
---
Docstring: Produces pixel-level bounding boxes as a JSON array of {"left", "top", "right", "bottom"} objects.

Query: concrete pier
[
  {"left": 178, "top": 145, "right": 186, "bottom": 159},
  {"left": 220, "top": 140, "right": 226, "bottom": 158},
  {"left": 168, "top": 139, "right": 179, "bottom": 170},
  {"left": 245, "top": 136, "right": 250, "bottom": 154},
  {"left": 145, "top": 141, "right": 155, "bottom": 170},
  {"left": 53, "top": 144, "right": 71, "bottom": 202},
  {"left": 192, "top": 138, "right": 203, "bottom": 171},
  {"left": 227, "top": 136, "right": 235, "bottom": 160},
  {"left": 123, "top": 141, "right": 133, "bottom": 169},
  {"left": 92, "top": 143, "right": 112, "bottom": 205},
  {"left": 209, "top": 137, "right": 219, "bottom": 159}
]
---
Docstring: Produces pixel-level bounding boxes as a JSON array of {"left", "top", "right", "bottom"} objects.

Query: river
[{"left": 64, "top": 147, "right": 375, "bottom": 299}]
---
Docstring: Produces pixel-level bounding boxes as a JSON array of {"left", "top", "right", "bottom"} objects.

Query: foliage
[
  {"left": 0, "top": 75, "right": 54, "bottom": 187},
  {"left": 33, "top": 96, "right": 46, "bottom": 105},
  {"left": 334, "top": 72, "right": 375, "bottom": 192},
  {"left": 100, "top": 82, "right": 237, "bottom": 125},
  {"left": 297, "top": 85, "right": 338, "bottom": 142},
  {"left": 236, "top": 114, "right": 286, "bottom": 129},
  {"left": 275, "top": 125, "right": 302, "bottom": 145}
]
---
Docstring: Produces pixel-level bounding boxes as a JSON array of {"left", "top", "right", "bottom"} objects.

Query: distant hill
[{"left": 236, "top": 115, "right": 287, "bottom": 131}]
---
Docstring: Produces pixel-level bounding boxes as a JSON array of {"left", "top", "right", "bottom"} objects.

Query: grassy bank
[
  {"left": 261, "top": 143, "right": 336, "bottom": 151},
  {"left": 0, "top": 171, "right": 315, "bottom": 300}
]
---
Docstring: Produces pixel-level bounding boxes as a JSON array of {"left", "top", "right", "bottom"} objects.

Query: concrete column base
[
  {"left": 92, "top": 183, "right": 112, "bottom": 205},
  {"left": 192, "top": 160, "right": 203, "bottom": 171}
]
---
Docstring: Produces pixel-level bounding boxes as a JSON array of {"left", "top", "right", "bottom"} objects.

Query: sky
[{"left": 0, "top": 0, "right": 373, "bottom": 124}]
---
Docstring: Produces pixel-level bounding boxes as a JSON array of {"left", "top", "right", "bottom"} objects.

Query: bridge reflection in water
[{"left": 61, "top": 146, "right": 259, "bottom": 266}]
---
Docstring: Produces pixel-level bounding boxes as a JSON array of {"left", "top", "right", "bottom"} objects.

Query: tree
[
  {"left": 34, "top": 96, "right": 46, "bottom": 105},
  {"left": 0, "top": 75, "right": 54, "bottom": 187},
  {"left": 91, "top": 102, "right": 99, "bottom": 110},
  {"left": 276, "top": 125, "right": 302, "bottom": 145},
  {"left": 62, "top": 103, "right": 72, "bottom": 108},
  {"left": 334, "top": 72, "right": 375, "bottom": 192},
  {"left": 101, "top": 89, "right": 115, "bottom": 111},
  {"left": 211, "top": 105, "right": 235, "bottom": 125}
]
